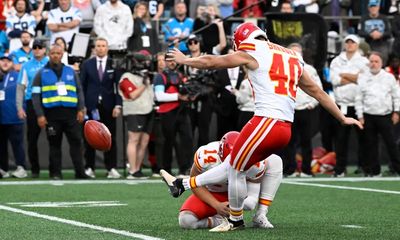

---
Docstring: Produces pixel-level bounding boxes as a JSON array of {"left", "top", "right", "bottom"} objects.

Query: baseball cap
[
  {"left": 368, "top": 0, "right": 380, "bottom": 7},
  {"left": 187, "top": 34, "right": 200, "bottom": 43},
  {"left": 344, "top": 34, "right": 360, "bottom": 44},
  {"left": 0, "top": 53, "right": 12, "bottom": 61},
  {"left": 32, "top": 39, "right": 45, "bottom": 49}
]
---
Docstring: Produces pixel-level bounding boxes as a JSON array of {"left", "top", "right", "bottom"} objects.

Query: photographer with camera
[
  {"left": 153, "top": 54, "right": 193, "bottom": 178},
  {"left": 183, "top": 34, "right": 216, "bottom": 147}
]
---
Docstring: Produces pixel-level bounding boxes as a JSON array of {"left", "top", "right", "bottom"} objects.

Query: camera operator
[
  {"left": 153, "top": 54, "right": 193, "bottom": 177},
  {"left": 183, "top": 34, "right": 216, "bottom": 147}
]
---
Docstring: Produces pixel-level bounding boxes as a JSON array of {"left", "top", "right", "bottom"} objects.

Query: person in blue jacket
[{"left": 0, "top": 54, "right": 27, "bottom": 179}]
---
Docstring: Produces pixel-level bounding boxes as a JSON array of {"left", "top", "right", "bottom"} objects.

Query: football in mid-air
[{"left": 84, "top": 120, "right": 112, "bottom": 151}]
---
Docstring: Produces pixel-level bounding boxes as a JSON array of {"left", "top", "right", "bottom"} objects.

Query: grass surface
[{"left": 1, "top": 176, "right": 399, "bottom": 240}]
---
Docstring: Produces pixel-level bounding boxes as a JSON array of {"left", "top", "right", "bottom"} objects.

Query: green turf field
[{"left": 1, "top": 174, "right": 399, "bottom": 240}]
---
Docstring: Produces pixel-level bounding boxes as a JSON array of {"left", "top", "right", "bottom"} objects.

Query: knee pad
[
  {"left": 266, "top": 154, "right": 283, "bottom": 174},
  {"left": 178, "top": 211, "right": 199, "bottom": 229}
]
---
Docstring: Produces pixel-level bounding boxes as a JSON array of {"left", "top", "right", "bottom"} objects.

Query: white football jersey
[
  {"left": 6, "top": 13, "right": 36, "bottom": 36},
  {"left": 193, "top": 141, "right": 266, "bottom": 192},
  {"left": 238, "top": 39, "right": 305, "bottom": 122},
  {"left": 47, "top": 6, "right": 82, "bottom": 44}
]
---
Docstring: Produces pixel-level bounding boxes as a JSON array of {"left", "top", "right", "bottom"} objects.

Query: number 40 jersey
[{"left": 238, "top": 39, "right": 305, "bottom": 122}]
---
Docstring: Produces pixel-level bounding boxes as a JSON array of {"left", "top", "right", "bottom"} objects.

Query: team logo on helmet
[{"left": 218, "top": 131, "right": 240, "bottom": 161}]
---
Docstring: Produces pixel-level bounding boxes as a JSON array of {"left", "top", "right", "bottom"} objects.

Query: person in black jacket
[
  {"left": 127, "top": 1, "right": 159, "bottom": 54},
  {"left": 31, "top": 44, "right": 87, "bottom": 179},
  {"left": 80, "top": 37, "right": 122, "bottom": 179},
  {"left": 214, "top": 47, "right": 245, "bottom": 139}
]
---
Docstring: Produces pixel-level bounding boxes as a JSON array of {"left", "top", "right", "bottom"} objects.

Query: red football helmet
[
  {"left": 233, "top": 22, "right": 267, "bottom": 50},
  {"left": 218, "top": 131, "right": 240, "bottom": 161}
]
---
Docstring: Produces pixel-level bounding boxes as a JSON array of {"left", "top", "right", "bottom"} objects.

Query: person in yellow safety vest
[{"left": 31, "top": 44, "right": 88, "bottom": 180}]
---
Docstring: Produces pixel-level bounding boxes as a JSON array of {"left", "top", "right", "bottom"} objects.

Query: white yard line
[
  {"left": 0, "top": 204, "right": 163, "bottom": 240},
  {"left": 0, "top": 179, "right": 162, "bottom": 186},
  {"left": 284, "top": 181, "right": 400, "bottom": 195},
  {"left": 0, "top": 177, "right": 399, "bottom": 186}
]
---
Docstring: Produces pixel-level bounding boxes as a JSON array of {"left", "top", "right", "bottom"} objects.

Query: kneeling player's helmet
[
  {"left": 233, "top": 22, "right": 267, "bottom": 51},
  {"left": 219, "top": 131, "right": 240, "bottom": 161}
]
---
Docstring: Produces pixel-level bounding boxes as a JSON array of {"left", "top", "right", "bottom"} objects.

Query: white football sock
[
  {"left": 228, "top": 165, "right": 247, "bottom": 221},
  {"left": 182, "top": 159, "right": 230, "bottom": 190}
]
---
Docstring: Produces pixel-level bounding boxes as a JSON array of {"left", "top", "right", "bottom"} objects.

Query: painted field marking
[
  {"left": 0, "top": 204, "right": 163, "bottom": 240},
  {"left": 0, "top": 177, "right": 399, "bottom": 186},
  {"left": 7, "top": 201, "right": 127, "bottom": 208},
  {"left": 284, "top": 181, "right": 400, "bottom": 195},
  {"left": 0, "top": 179, "right": 161, "bottom": 186},
  {"left": 341, "top": 225, "right": 364, "bottom": 229}
]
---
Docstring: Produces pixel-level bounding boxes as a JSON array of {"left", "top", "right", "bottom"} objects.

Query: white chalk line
[
  {"left": 284, "top": 181, "right": 400, "bottom": 195},
  {"left": 0, "top": 204, "right": 163, "bottom": 240}
]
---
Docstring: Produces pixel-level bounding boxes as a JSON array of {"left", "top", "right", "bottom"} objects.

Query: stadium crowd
[{"left": 0, "top": 0, "right": 400, "bottom": 179}]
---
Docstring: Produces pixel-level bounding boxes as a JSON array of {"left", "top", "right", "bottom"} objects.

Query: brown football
[{"left": 84, "top": 120, "right": 112, "bottom": 151}]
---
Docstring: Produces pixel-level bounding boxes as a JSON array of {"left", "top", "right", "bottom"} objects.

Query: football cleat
[
  {"left": 160, "top": 169, "right": 185, "bottom": 198},
  {"left": 209, "top": 218, "right": 245, "bottom": 232},
  {"left": 253, "top": 214, "right": 274, "bottom": 229}
]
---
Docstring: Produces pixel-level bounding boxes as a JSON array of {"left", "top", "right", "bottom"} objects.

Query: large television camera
[
  {"left": 179, "top": 69, "right": 216, "bottom": 100},
  {"left": 110, "top": 50, "right": 157, "bottom": 80}
]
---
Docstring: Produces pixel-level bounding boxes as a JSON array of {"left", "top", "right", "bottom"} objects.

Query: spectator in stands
[
  {"left": 72, "top": 0, "right": 101, "bottom": 34},
  {"left": 292, "top": 0, "right": 319, "bottom": 13},
  {"left": 358, "top": 0, "right": 392, "bottom": 65},
  {"left": 162, "top": 1, "right": 193, "bottom": 54},
  {"left": 54, "top": 37, "right": 69, "bottom": 65},
  {"left": 280, "top": 1, "right": 294, "bottom": 12},
  {"left": 153, "top": 54, "right": 193, "bottom": 177},
  {"left": 391, "top": 12, "right": 400, "bottom": 60},
  {"left": 47, "top": 0, "right": 82, "bottom": 44},
  {"left": 144, "top": 0, "right": 164, "bottom": 20},
  {"left": 31, "top": 44, "right": 88, "bottom": 179},
  {"left": 232, "top": 68, "right": 253, "bottom": 130},
  {"left": 232, "top": 0, "right": 267, "bottom": 17},
  {"left": 127, "top": 1, "right": 159, "bottom": 54},
  {"left": 10, "top": 31, "right": 33, "bottom": 71},
  {"left": 16, "top": 39, "right": 48, "bottom": 178},
  {"left": 0, "top": 54, "right": 28, "bottom": 179},
  {"left": 218, "top": 0, "right": 233, "bottom": 17},
  {"left": 119, "top": 63, "right": 155, "bottom": 179},
  {"left": 6, "top": 0, "right": 36, "bottom": 52},
  {"left": 0, "top": 31, "right": 9, "bottom": 57},
  {"left": 319, "top": 0, "right": 350, "bottom": 32},
  {"left": 188, "top": 0, "right": 205, "bottom": 19},
  {"left": 29, "top": 0, "right": 45, "bottom": 24},
  {"left": 193, "top": 4, "right": 226, "bottom": 55},
  {"left": 281, "top": 43, "right": 322, "bottom": 177},
  {"left": 80, "top": 37, "right": 122, "bottom": 179},
  {"left": 214, "top": 47, "right": 245, "bottom": 139},
  {"left": 355, "top": 51, "right": 400, "bottom": 177},
  {"left": 94, "top": 0, "right": 133, "bottom": 51},
  {"left": 330, "top": 34, "right": 369, "bottom": 177}
]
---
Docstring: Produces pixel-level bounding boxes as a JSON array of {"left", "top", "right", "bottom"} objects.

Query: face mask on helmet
[
  {"left": 233, "top": 22, "right": 268, "bottom": 51},
  {"left": 218, "top": 131, "right": 240, "bottom": 161}
]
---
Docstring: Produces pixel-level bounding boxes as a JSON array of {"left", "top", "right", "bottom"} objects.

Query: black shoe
[
  {"left": 229, "top": 218, "right": 245, "bottom": 229},
  {"left": 75, "top": 173, "right": 90, "bottom": 179},
  {"left": 160, "top": 169, "right": 185, "bottom": 198},
  {"left": 127, "top": 170, "right": 148, "bottom": 179}
]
